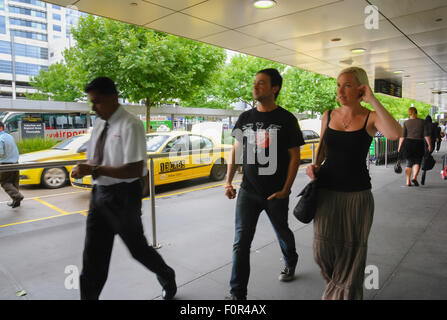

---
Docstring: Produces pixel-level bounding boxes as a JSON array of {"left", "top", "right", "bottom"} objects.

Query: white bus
[{"left": 0, "top": 111, "right": 98, "bottom": 141}]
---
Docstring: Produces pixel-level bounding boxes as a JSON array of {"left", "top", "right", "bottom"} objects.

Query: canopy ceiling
[{"left": 46, "top": 0, "right": 447, "bottom": 110}]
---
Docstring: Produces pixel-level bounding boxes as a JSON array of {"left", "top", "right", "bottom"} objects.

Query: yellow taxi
[
  {"left": 300, "top": 130, "right": 320, "bottom": 161},
  {"left": 19, "top": 134, "right": 90, "bottom": 188},
  {"left": 70, "top": 131, "right": 232, "bottom": 189}
]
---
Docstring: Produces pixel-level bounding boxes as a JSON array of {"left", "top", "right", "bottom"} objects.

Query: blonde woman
[
  {"left": 398, "top": 107, "right": 431, "bottom": 186},
  {"left": 306, "top": 67, "right": 401, "bottom": 300}
]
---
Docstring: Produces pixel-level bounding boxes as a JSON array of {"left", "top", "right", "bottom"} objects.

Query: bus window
[{"left": 5, "top": 113, "right": 24, "bottom": 133}]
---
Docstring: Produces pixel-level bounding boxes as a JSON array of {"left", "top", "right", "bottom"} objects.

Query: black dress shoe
[
  {"left": 161, "top": 269, "right": 177, "bottom": 300},
  {"left": 411, "top": 179, "right": 419, "bottom": 186},
  {"left": 7, "top": 197, "right": 23, "bottom": 208}
]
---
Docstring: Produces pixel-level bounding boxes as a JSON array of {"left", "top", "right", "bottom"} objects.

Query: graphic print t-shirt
[{"left": 232, "top": 106, "right": 305, "bottom": 198}]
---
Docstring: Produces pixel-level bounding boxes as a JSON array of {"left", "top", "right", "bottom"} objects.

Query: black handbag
[
  {"left": 293, "top": 132, "right": 326, "bottom": 224},
  {"left": 293, "top": 178, "right": 319, "bottom": 223},
  {"left": 422, "top": 154, "right": 435, "bottom": 171},
  {"left": 394, "top": 160, "right": 402, "bottom": 174}
]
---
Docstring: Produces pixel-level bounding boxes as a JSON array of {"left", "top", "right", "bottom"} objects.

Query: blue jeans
[{"left": 230, "top": 187, "right": 298, "bottom": 297}]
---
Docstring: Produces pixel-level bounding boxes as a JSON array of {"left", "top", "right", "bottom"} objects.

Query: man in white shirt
[{"left": 71, "top": 77, "right": 176, "bottom": 300}]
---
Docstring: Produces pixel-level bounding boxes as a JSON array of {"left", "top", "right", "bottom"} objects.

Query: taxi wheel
[
  {"left": 210, "top": 159, "right": 227, "bottom": 181},
  {"left": 41, "top": 168, "right": 68, "bottom": 189}
]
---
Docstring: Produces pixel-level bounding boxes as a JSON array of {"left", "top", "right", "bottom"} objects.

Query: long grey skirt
[{"left": 313, "top": 188, "right": 374, "bottom": 300}]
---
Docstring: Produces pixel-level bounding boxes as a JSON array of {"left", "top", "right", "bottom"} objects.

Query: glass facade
[
  {"left": 10, "top": 17, "right": 47, "bottom": 30},
  {"left": 12, "top": 0, "right": 46, "bottom": 8},
  {"left": 0, "top": 15, "right": 5, "bottom": 34},
  {"left": 15, "top": 61, "right": 48, "bottom": 75},
  {"left": 0, "top": 60, "right": 48, "bottom": 76},
  {"left": 8, "top": 5, "right": 46, "bottom": 18},
  {"left": 52, "top": 13, "right": 60, "bottom": 20},
  {"left": 10, "top": 29, "right": 47, "bottom": 41},
  {"left": 53, "top": 24, "right": 61, "bottom": 32}
]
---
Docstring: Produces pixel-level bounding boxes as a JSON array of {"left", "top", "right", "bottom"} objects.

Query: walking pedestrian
[
  {"left": 0, "top": 121, "right": 24, "bottom": 208},
  {"left": 71, "top": 77, "right": 176, "bottom": 300},
  {"left": 224, "top": 68, "right": 305, "bottom": 300},
  {"left": 306, "top": 67, "right": 402, "bottom": 299},
  {"left": 398, "top": 107, "right": 431, "bottom": 186}
]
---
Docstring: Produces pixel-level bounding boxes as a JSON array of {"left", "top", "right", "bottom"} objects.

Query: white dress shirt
[{"left": 87, "top": 106, "right": 148, "bottom": 186}]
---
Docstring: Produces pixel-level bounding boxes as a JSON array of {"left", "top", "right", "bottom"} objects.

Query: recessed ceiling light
[
  {"left": 331, "top": 38, "right": 342, "bottom": 42},
  {"left": 351, "top": 48, "right": 366, "bottom": 54},
  {"left": 417, "top": 82, "right": 425, "bottom": 85},
  {"left": 130, "top": 2, "right": 138, "bottom": 6},
  {"left": 253, "top": 0, "right": 277, "bottom": 9},
  {"left": 393, "top": 70, "right": 404, "bottom": 74}
]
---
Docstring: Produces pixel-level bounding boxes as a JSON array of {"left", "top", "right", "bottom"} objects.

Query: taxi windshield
[
  {"left": 146, "top": 135, "right": 169, "bottom": 152},
  {"left": 52, "top": 135, "right": 88, "bottom": 151}
]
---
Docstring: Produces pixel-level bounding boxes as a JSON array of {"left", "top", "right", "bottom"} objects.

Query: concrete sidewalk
[{"left": 1, "top": 147, "right": 446, "bottom": 300}]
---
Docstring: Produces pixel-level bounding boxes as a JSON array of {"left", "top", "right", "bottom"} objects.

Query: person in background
[
  {"left": 398, "top": 107, "right": 431, "bottom": 187},
  {"left": 0, "top": 121, "right": 24, "bottom": 208},
  {"left": 434, "top": 122, "right": 442, "bottom": 152},
  {"left": 306, "top": 67, "right": 401, "bottom": 299},
  {"left": 425, "top": 116, "right": 437, "bottom": 154}
]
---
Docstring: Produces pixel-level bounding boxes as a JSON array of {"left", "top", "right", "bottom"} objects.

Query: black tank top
[{"left": 318, "top": 110, "right": 373, "bottom": 192}]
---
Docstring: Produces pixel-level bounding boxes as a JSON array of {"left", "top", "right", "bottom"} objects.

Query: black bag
[
  {"left": 394, "top": 160, "right": 402, "bottom": 174},
  {"left": 293, "top": 130, "right": 326, "bottom": 224},
  {"left": 422, "top": 154, "right": 435, "bottom": 171},
  {"left": 293, "top": 179, "right": 319, "bottom": 223}
]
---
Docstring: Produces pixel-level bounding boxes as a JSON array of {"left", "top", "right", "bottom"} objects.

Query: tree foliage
[
  {"left": 218, "top": 54, "right": 286, "bottom": 108},
  {"left": 26, "top": 62, "right": 82, "bottom": 101},
  {"left": 279, "top": 68, "right": 337, "bottom": 115}
]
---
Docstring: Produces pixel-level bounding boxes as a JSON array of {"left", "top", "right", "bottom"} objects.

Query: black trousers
[{"left": 80, "top": 180, "right": 174, "bottom": 300}]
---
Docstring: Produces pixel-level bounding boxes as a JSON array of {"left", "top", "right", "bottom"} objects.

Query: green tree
[
  {"left": 26, "top": 62, "right": 83, "bottom": 101},
  {"left": 29, "top": 16, "right": 226, "bottom": 131},
  {"left": 279, "top": 68, "right": 337, "bottom": 116},
  {"left": 218, "top": 54, "right": 286, "bottom": 108}
]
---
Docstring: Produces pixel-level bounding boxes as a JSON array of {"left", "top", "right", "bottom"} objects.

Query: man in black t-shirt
[{"left": 224, "top": 68, "right": 305, "bottom": 300}]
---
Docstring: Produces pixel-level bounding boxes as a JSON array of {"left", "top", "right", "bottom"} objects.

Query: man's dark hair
[
  {"left": 426, "top": 115, "right": 433, "bottom": 122},
  {"left": 84, "top": 77, "right": 118, "bottom": 95},
  {"left": 257, "top": 68, "right": 283, "bottom": 99},
  {"left": 0, "top": 121, "right": 4, "bottom": 129}
]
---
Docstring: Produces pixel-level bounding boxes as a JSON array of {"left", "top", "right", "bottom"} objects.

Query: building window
[
  {"left": 8, "top": 6, "right": 46, "bottom": 19},
  {"left": 14, "top": 43, "right": 48, "bottom": 59},
  {"left": 52, "top": 13, "right": 61, "bottom": 20},
  {"left": 0, "top": 16, "right": 5, "bottom": 34},
  {"left": 0, "top": 40, "right": 10, "bottom": 54},
  {"left": 15, "top": 61, "right": 48, "bottom": 76},
  {"left": 9, "top": 18, "right": 47, "bottom": 30},
  {"left": 12, "top": 0, "right": 46, "bottom": 8},
  {"left": 0, "top": 60, "right": 12, "bottom": 73},
  {"left": 53, "top": 24, "right": 61, "bottom": 32},
  {"left": 0, "top": 41, "right": 48, "bottom": 59},
  {"left": 10, "top": 29, "right": 47, "bottom": 41},
  {"left": 52, "top": 4, "right": 60, "bottom": 10},
  {"left": 0, "top": 0, "right": 4, "bottom": 11}
]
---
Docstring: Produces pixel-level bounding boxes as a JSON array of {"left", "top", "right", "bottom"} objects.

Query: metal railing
[
  {"left": 369, "top": 136, "right": 400, "bottom": 167},
  {"left": 0, "top": 147, "right": 232, "bottom": 247}
]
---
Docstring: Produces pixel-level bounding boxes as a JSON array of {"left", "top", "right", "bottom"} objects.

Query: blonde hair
[{"left": 338, "top": 67, "right": 369, "bottom": 86}]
